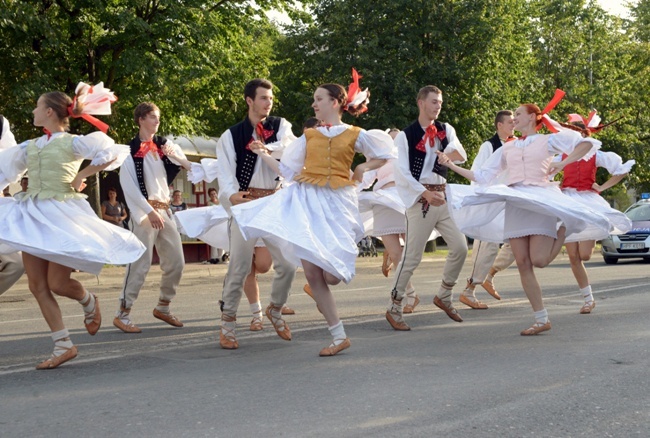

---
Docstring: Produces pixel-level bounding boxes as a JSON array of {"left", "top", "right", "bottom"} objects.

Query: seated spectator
[
  {"left": 101, "top": 187, "right": 128, "bottom": 227},
  {"left": 170, "top": 190, "right": 187, "bottom": 213}
]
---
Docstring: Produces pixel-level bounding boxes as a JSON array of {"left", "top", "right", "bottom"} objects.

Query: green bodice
[{"left": 25, "top": 134, "right": 86, "bottom": 201}]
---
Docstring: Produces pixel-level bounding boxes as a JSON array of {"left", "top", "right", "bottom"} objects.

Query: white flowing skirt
[
  {"left": 232, "top": 183, "right": 362, "bottom": 283},
  {"left": 357, "top": 186, "right": 440, "bottom": 242},
  {"left": 561, "top": 188, "right": 632, "bottom": 242},
  {"left": 445, "top": 183, "right": 611, "bottom": 244},
  {"left": 0, "top": 196, "right": 146, "bottom": 274},
  {"left": 174, "top": 205, "right": 264, "bottom": 250}
]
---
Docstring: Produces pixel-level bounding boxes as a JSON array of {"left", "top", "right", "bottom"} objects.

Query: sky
[
  {"left": 596, "top": 0, "right": 634, "bottom": 17},
  {"left": 268, "top": 1, "right": 636, "bottom": 24}
]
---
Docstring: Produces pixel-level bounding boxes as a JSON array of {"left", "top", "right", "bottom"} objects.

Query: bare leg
[
  {"left": 243, "top": 247, "right": 272, "bottom": 305},
  {"left": 528, "top": 226, "right": 566, "bottom": 268},
  {"left": 23, "top": 253, "right": 65, "bottom": 332},
  {"left": 302, "top": 259, "right": 340, "bottom": 327},
  {"left": 509, "top": 237, "right": 544, "bottom": 311}
]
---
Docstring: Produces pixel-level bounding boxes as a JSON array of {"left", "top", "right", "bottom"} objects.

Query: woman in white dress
[
  {"left": 557, "top": 112, "right": 634, "bottom": 314},
  {"left": 232, "top": 78, "right": 395, "bottom": 356},
  {"left": 0, "top": 83, "right": 145, "bottom": 369},
  {"left": 437, "top": 100, "right": 610, "bottom": 336}
]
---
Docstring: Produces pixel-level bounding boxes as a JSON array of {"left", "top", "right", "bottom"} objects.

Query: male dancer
[
  {"left": 459, "top": 110, "right": 517, "bottom": 309},
  {"left": 115, "top": 102, "right": 188, "bottom": 333},
  {"left": 216, "top": 78, "right": 297, "bottom": 349},
  {"left": 0, "top": 115, "right": 25, "bottom": 294},
  {"left": 386, "top": 85, "right": 468, "bottom": 330}
]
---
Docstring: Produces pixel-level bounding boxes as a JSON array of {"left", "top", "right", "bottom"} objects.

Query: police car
[{"left": 601, "top": 197, "right": 650, "bottom": 264}]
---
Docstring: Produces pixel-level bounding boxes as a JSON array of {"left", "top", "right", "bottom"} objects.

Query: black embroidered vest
[
  {"left": 229, "top": 116, "right": 282, "bottom": 191},
  {"left": 129, "top": 135, "right": 181, "bottom": 199},
  {"left": 487, "top": 133, "right": 503, "bottom": 153},
  {"left": 403, "top": 120, "right": 449, "bottom": 181}
]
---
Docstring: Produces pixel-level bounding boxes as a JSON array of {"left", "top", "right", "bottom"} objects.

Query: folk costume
[
  {"left": 116, "top": 133, "right": 188, "bottom": 332},
  {"left": 461, "top": 133, "right": 516, "bottom": 308},
  {"left": 203, "top": 115, "right": 297, "bottom": 347},
  {"left": 386, "top": 119, "right": 469, "bottom": 328},
  {"left": 231, "top": 125, "right": 395, "bottom": 283}
]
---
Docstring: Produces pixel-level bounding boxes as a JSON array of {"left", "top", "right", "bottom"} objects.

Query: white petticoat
[
  {"left": 231, "top": 182, "right": 362, "bottom": 283},
  {"left": 357, "top": 186, "right": 440, "bottom": 241},
  {"left": 174, "top": 205, "right": 263, "bottom": 250},
  {"left": 560, "top": 188, "right": 632, "bottom": 242},
  {"left": 445, "top": 183, "right": 611, "bottom": 244},
  {"left": 0, "top": 195, "right": 145, "bottom": 274}
]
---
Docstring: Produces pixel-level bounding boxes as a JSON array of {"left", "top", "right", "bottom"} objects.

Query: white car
[{"left": 601, "top": 199, "right": 650, "bottom": 264}]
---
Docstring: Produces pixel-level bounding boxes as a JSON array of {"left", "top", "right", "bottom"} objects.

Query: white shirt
[
  {"left": 394, "top": 122, "right": 467, "bottom": 208},
  {"left": 120, "top": 139, "right": 187, "bottom": 225},
  {"left": 0, "top": 117, "right": 17, "bottom": 151},
  {"left": 215, "top": 118, "right": 296, "bottom": 213}
]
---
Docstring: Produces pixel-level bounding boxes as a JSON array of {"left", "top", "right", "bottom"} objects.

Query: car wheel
[{"left": 603, "top": 256, "right": 618, "bottom": 265}]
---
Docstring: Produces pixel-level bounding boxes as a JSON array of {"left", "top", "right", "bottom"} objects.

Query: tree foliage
[{"left": 0, "top": 0, "right": 311, "bottom": 142}]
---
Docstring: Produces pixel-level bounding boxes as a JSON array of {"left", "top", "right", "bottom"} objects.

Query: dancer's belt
[
  {"left": 147, "top": 200, "right": 170, "bottom": 210},
  {"left": 423, "top": 184, "right": 446, "bottom": 192},
  {"left": 246, "top": 187, "right": 277, "bottom": 200}
]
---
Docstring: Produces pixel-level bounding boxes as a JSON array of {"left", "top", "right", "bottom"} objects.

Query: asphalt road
[{"left": 0, "top": 253, "right": 648, "bottom": 437}]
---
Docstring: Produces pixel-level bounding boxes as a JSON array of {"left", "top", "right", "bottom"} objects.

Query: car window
[{"left": 625, "top": 203, "right": 650, "bottom": 221}]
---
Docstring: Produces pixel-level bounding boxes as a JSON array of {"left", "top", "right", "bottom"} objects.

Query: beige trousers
[
  {"left": 468, "top": 241, "right": 516, "bottom": 284},
  {"left": 0, "top": 252, "right": 25, "bottom": 296},
  {"left": 220, "top": 218, "right": 295, "bottom": 317},
  {"left": 391, "top": 202, "right": 468, "bottom": 300},
  {"left": 120, "top": 209, "right": 184, "bottom": 309}
]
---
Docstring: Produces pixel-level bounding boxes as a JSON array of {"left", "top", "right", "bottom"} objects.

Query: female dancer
[
  {"left": 0, "top": 82, "right": 145, "bottom": 368},
  {"left": 232, "top": 74, "right": 394, "bottom": 355},
  {"left": 437, "top": 94, "right": 610, "bottom": 335},
  {"left": 356, "top": 128, "right": 433, "bottom": 313},
  {"left": 559, "top": 112, "right": 634, "bottom": 314}
]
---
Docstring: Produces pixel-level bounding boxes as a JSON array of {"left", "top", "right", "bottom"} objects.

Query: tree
[{"left": 0, "top": 0, "right": 310, "bottom": 142}]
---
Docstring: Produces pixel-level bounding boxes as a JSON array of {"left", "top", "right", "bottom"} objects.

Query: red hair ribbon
[
  {"left": 536, "top": 89, "right": 566, "bottom": 133},
  {"left": 67, "top": 95, "right": 111, "bottom": 133},
  {"left": 346, "top": 68, "right": 362, "bottom": 106}
]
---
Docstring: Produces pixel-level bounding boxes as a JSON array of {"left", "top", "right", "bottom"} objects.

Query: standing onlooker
[
  {"left": 115, "top": 102, "right": 190, "bottom": 333},
  {"left": 101, "top": 187, "right": 128, "bottom": 227},
  {"left": 170, "top": 190, "right": 188, "bottom": 213}
]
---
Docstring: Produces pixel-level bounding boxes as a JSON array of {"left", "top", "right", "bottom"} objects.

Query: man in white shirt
[
  {"left": 0, "top": 116, "right": 25, "bottom": 295},
  {"left": 216, "top": 78, "right": 297, "bottom": 350},
  {"left": 115, "top": 102, "right": 188, "bottom": 333},
  {"left": 459, "top": 110, "right": 517, "bottom": 309},
  {"left": 386, "top": 85, "right": 469, "bottom": 330}
]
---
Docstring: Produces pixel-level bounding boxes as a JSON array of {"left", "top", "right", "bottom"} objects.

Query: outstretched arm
[{"left": 436, "top": 151, "right": 476, "bottom": 182}]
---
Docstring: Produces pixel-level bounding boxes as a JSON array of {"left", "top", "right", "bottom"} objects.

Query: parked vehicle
[{"left": 601, "top": 199, "right": 650, "bottom": 264}]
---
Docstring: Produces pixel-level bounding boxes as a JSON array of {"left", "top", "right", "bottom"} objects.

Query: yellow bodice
[
  {"left": 294, "top": 126, "right": 361, "bottom": 189},
  {"left": 25, "top": 134, "right": 86, "bottom": 201}
]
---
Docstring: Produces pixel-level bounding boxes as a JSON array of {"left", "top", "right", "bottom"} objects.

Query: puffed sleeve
[
  {"left": 188, "top": 158, "right": 219, "bottom": 184},
  {"left": 473, "top": 147, "right": 506, "bottom": 185},
  {"left": 0, "top": 117, "right": 17, "bottom": 151},
  {"left": 279, "top": 135, "right": 307, "bottom": 181},
  {"left": 547, "top": 130, "right": 601, "bottom": 159},
  {"left": 0, "top": 141, "right": 28, "bottom": 189},
  {"left": 354, "top": 129, "right": 396, "bottom": 160},
  {"left": 162, "top": 139, "right": 187, "bottom": 165},
  {"left": 72, "top": 132, "right": 130, "bottom": 171},
  {"left": 595, "top": 151, "right": 635, "bottom": 175},
  {"left": 266, "top": 118, "right": 297, "bottom": 159},
  {"left": 442, "top": 124, "right": 467, "bottom": 163}
]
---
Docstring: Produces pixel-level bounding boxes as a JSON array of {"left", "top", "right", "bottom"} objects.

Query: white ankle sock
[
  {"left": 328, "top": 321, "right": 347, "bottom": 345},
  {"left": 437, "top": 286, "right": 453, "bottom": 305},
  {"left": 116, "top": 309, "right": 132, "bottom": 324},
  {"left": 51, "top": 329, "right": 73, "bottom": 357},
  {"left": 221, "top": 319, "right": 236, "bottom": 336},
  {"left": 580, "top": 285, "right": 594, "bottom": 303},
  {"left": 268, "top": 304, "right": 285, "bottom": 331},
  {"left": 533, "top": 309, "right": 549, "bottom": 325},
  {"left": 250, "top": 301, "right": 262, "bottom": 316},
  {"left": 78, "top": 290, "right": 95, "bottom": 313},
  {"left": 155, "top": 299, "right": 170, "bottom": 314}
]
